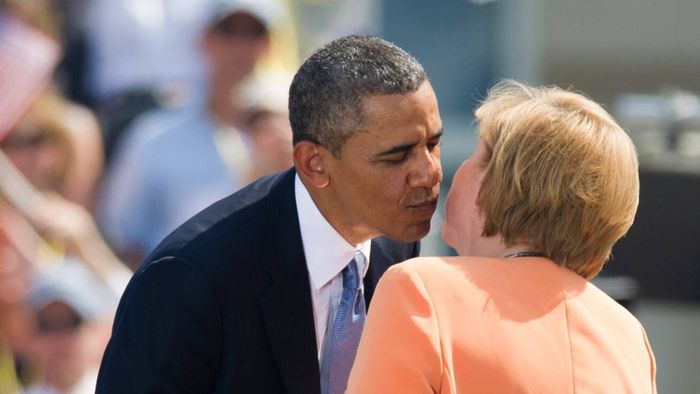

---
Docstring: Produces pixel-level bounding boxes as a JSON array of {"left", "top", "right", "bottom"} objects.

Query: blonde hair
[
  {"left": 1, "top": 0, "right": 60, "bottom": 39},
  {"left": 12, "top": 90, "right": 72, "bottom": 188},
  {"left": 475, "top": 80, "right": 639, "bottom": 279}
]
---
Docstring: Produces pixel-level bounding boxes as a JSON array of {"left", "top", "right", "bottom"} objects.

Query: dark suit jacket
[{"left": 96, "top": 168, "right": 419, "bottom": 394}]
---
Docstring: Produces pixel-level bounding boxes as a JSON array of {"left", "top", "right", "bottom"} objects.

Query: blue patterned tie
[{"left": 322, "top": 252, "right": 366, "bottom": 394}]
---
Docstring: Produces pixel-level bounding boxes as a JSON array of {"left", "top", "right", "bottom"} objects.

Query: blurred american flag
[{"left": 0, "top": 13, "right": 61, "bottom": 141}]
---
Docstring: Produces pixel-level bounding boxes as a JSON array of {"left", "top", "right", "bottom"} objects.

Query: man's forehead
[{"left": 359, "top": 90, "right": 424, "bottom": 112}]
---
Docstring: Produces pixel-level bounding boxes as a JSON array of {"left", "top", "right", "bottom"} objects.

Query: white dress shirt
[{"left": 294, "top": 175, "right": 371, "bottom": 362}]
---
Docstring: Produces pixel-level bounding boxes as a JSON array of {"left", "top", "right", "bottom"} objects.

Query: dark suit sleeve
[{"left": 96, "top": 257, "right": 223, "bottom": 393}]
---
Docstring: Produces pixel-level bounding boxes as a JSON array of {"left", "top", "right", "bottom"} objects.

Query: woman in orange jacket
[{"left": 347, "top": 80, "right": 657, "bottom": 394}]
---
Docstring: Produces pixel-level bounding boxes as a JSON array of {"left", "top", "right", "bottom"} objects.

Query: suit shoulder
[
  {"left": 381, "top": 257, "right": 459, "bottom": 288},
  {"left": 381, "top": 256, "right": 518, "bottom": 300},
  {"left": 389, "top": 256, "right": 476, "bottom": 277},
  {"left": 576, "top": 276, "right": 646, "bottom": 328},
  {"left": 147, "top": 170, "right": 294, "bottom": 263}
]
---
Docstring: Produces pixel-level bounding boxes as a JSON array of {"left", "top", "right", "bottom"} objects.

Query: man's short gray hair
[{"left": 289, "top": 35, "right": 427, "bottom": 156}]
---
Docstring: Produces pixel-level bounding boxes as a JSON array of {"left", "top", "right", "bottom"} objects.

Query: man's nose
[{"left": 408, "top": 149, "right": 442, "bottom": 189}]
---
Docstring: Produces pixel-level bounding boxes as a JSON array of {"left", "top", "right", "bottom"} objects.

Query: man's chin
[{"left": 384, "top": 220, "right": 432, "bottom": 243}]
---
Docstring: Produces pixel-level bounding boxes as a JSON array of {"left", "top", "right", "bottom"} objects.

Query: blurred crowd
[{"left": 0, "top": 0, "right": 331, "bottom": 392}]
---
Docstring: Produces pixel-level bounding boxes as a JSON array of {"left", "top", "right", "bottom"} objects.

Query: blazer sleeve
[
  {"left": 96, "top": 257, "right": 222, "bottom": 393},
  {"left": 347, "top": 264, "right": 442, "bottom": 394}
]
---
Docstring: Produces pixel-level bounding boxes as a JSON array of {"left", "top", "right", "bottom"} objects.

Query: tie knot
[{"left": 341, "top": 253, "right": 364, "bottom": 290}]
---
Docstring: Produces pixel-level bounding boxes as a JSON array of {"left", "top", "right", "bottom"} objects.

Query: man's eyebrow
[
  {"left": 376, "top": 142, "right": 416, "bottom": 157},
  {"left": 429, "top": 129, "right": 444, "bottom": 140},
  {"left": 376, "top": 129, "right": 444, "bottom": 157}
]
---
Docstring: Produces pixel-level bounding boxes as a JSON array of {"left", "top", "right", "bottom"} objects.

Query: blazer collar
[
  {"left": 259, "top": 168, "right": 321, "bottom": 394},
  {"left": 257, "top": 169, "right": 408, "bottom": 393}
]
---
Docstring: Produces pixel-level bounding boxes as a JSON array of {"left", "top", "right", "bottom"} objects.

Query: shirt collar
[{"left": 295, "top": 174, "right": 371, "bottom": 290}]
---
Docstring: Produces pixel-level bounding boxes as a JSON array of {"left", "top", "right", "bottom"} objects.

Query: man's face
[
  {"left": 30, "top": 302, "right": 91, "bottom": 387},
  {"left": 2, "top": 116, "right": 66, "bottom": 192},
  {"left": 203, "top": 12, "right": 269, "bottom": 83},
  {"left": 322, "top": 81, "right": 443, "bottom": 243}
]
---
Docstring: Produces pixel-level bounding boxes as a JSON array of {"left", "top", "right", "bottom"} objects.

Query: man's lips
[{"left": 407, "top": 198, "right": 438, "bottom": 213}]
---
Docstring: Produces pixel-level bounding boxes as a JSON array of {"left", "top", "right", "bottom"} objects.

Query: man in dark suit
[{"left": 96, "top": 34, "right": 443, "bottom": 393}]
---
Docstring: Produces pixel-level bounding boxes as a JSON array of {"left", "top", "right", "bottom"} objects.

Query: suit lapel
[{"left": 259, "top": 169, "right": 321, "bottom": 394}]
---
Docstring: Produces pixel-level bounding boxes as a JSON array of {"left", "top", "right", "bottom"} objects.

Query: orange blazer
[{"left": 347, "top": 256, "right": 656, "bottom": 393}]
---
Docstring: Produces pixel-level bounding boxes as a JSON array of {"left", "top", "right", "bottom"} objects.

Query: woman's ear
[{"left": 293, "top": 141, "right": 330, "bottom": 188}]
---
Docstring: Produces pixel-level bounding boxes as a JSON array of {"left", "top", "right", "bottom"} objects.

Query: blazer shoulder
[
  {"left": 388, "top": 256, "right": 485, "bottom": 277},
  {"left": 381, "top": 257, "right": 468, "bottom": 288},
  {"left": 149, "top": 169, "right": 295, "bottom": 259}
]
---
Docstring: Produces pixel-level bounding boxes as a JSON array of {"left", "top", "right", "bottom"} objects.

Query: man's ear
[{"left": 294, "top": 141, "right": 330, "bottom": 188}]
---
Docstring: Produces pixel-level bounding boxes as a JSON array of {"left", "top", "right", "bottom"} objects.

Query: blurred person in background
[
  {"left": 83, "top": 0, "right": 214, "bottom": 162},
  {"left": 347, "top": 81, "right": 657, "bottom": 393},
  {"left": 23, "top": 258, "right": 117, "bottom": 394},
  {"left": 0, "top": 205, "right": 36, "bottom": 393},
  {"left": 0, "top": 0, "right": 57, "bottom": 38},
  {"left": 1, "top": 8, "right": 127, "bottom": 392},
  {"left": 1, "top": 9, "right": 61, "bottom": 392},
  {"left": 4, "top": 89, "right": 103, "bottom": 211},
  {"left": 0, "top": 171, "right": 127, "bottom": 393},
  {"left": 1, "top": 88, "right": 132, "bottom": 290},
  {"left": 239, "top": 70, "right": 294, "bottom": 179},
  {"left": 1, "top": 1, "right": 131, "bottom": 285},
  {"left": 97, "top": 0, "right": 284, "bottom": 270},
  {"left": 0, "top": 187, "right": 127, "bottom": 393},
  {"left": 1, "top": 0, "right": 104, "bottom": 211}
]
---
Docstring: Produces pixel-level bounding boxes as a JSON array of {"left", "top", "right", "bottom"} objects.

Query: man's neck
[{"left": 299, "top": 177, "right": 377, "bottom": 246}]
